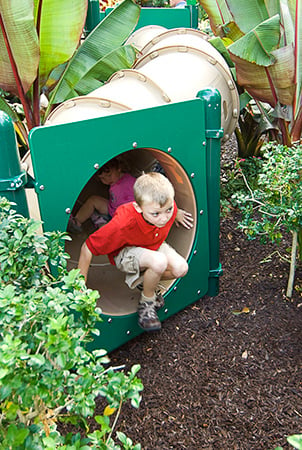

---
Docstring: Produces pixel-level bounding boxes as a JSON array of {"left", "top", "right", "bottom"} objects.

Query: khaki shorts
[{"left": 114, "top": 242, "right": 170, "bottom": 289}]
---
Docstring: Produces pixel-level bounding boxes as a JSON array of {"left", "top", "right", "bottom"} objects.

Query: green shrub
[
  {"left": 0, "top": 197, "right": 143, "bottom": 449},
  {"left": 230, "top": 142, "right": 302, "bottom": 297}
]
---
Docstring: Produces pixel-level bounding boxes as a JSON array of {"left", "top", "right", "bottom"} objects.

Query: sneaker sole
[{"left": 138, "top": 321, "right": 162, "bottom": 332}]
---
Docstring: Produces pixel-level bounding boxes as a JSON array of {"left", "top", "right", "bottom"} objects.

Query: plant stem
[{"left": 286, "top": 230, "right": 298, "bottom": 298}]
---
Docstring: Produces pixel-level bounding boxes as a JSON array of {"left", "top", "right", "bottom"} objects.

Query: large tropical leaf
[
  {"left": 228, "top": 15, "right": 281, "bottom": 66},
  {"left": 293, "top": 0, "right": 302, "bottom": 119},
  {"left": 47, "top": 0, "right": 140, "bottom": 107},
  {"left": 34, "top": 0, "right": 88, "bottom": 84},
  {"left": 231, "top": 44, "right": 295, "bottom": 106},
  {"left": 0, "top": 0, "right": 39, "bottom": 95},
  {"left": 74, "top": 45, "right": 138, "bottom": 97}
]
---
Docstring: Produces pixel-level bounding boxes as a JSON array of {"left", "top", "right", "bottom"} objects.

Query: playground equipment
[{"left": 0, "top": 20, "right": 239, "bottom": 352}]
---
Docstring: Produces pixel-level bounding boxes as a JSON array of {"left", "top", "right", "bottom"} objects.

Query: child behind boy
[
  {"left": 78, "top": 172, "right": 193, "bottom": 331},
  {"left": 68, "top": 157, "right": 136, "bottom": 233}
]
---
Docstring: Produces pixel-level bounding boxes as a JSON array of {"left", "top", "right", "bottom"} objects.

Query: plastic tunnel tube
[{"left": 46, "top": 26, "right": 239, "bottom": 141}]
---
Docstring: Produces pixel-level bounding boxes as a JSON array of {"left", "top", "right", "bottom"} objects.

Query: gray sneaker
[
  {"left": 138, "top": 300, "right": 161, "bottom": 331},
  {"left": 136, "top": 284, "right": 165, "bottom": 310}
]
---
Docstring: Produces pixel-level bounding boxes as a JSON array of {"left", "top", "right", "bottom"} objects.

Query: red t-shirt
[{"left": 86, "top": 201, "right": 178, "bottom": 265}]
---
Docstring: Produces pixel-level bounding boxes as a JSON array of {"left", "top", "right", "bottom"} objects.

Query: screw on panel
[
  {"left": 200, "top": 210, "right": 203, "bottom": 215},
  {"left": 39, "top": 185, "right": 45, "bottom": 191},
  {"left": 132, "top": 142, "right": 138, "bottom": 148},
  {"left": 164, "top": 308, "right": 168, "bottom": 313},
  {"left": 197, "top": 290, "right": 201, "bottom": 295},
  {"left": 173, "top": 286, "right": 177, "bottom": 291},
  {"left": 193, "top": 250, "right": 197, "bottom": 255},
  {"left": 126, "top": 330, "right": 131, "bottom": 335},
  {"left": 190, "top": 173, "right": 195, "bottom": 178},
  {"left": 108, "top": 318, "right": 112, "bottom": 323},
  {"left": 202, "top": 141, "right": 206, "bottom": 146},
  {"left": 94, "top": 163, "right": 100, "bottom": 170},
  {"left": 167, "top": 147, "right": 172, "bottom": 153},
  {"left": 65, "top": 208, "right": 71, "bottom": 214}
]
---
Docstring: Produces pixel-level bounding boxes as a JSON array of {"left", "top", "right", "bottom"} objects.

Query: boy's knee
[
  {"left": 151, "top": 252, "right": 168, "bottom": 274},
  {"left": 173, "top": 260, "right": 188, "bottom": 278}
]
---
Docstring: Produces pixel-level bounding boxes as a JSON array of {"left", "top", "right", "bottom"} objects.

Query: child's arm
[
  {"left": 175, "top": 208, "right": 194, "bottom": 229},
  {"left": 78, "top": 242, "right": 93, "bottom": 282}
]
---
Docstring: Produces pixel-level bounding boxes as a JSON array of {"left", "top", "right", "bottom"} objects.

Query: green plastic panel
[
  {"left": 29, "top": 98, "right": 216, "bottom": 352},
  {"left": 99, "top": 5, "right": 198, "bottom": 30}
]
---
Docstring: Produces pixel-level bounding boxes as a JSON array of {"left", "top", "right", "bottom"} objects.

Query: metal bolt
[
  {"left": 202, "top": 141, "right": 206, "bottom": 146},
  {"left": 200, "top": 210, "right": 204, "bottom": 215},
  {"left": 126, "top": 330, "right": 131, "bottom": 335},
  {"left": 132, "top": 142, "right": 137, "bottom": 148},
  {"left": 167, "top": 147, "right": 172, "bottom": 153},
  {"left": 94, "top": 163, "right": 100, "bottom": 170},
  {"left": 193, "top": 250, "right": 197, "bottom": 255},
  {"left": 197, "top": 289, "right": 201, "bottom": 295},
  {"left": 10, "top": 182, "right": 15, "bottom": 188},
  {"left": 173, "top": 286, "right": 177, "bottom": 291},
  {"left": 108, "top": 318, "right": 112, "bottom": 323},
  {"left": 39, "top": 185, "right": 45, "bottom": 191},
  {"left": 65, "top": 208, "right": 71, "bottom": 214},
  {"left": 191, "top": 173, "right": 195, "bottom": 178},
  {"left": 164, "top": 308, "right": 168, "bottom": 313}
]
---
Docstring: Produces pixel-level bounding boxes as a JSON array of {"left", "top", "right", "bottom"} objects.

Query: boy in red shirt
[{"left": 78, "top": 172, "right": 193, "bottom": 331}]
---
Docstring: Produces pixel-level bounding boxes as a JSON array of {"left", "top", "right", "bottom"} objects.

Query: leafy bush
[
  {"left": 0, "top": 197, "right": 143, "bottom": 449},
  {"left": 229, "top": 142, "right": 302, "bottom": 297}
]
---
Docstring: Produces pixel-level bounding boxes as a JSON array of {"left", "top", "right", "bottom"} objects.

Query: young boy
[{"left": 78, "top": 172, "right": 194, "bottom": 331}]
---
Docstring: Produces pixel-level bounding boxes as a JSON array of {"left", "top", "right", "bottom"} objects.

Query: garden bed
[{"left": 107, "top": 211, "right": 302, "bottom": 449}]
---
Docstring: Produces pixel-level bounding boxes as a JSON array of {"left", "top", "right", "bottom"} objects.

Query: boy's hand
[{"left": 175, "top": 209, "right": 194, "bottom": 229}]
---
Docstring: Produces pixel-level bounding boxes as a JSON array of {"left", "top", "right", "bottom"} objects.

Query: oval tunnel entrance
[{"left": 65, "top": 148, "right": 197, "bottom": 316}]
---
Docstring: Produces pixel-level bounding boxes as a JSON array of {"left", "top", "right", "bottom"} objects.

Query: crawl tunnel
[{"left": 27, "top": 27, "right": 239, "bottom": 352}]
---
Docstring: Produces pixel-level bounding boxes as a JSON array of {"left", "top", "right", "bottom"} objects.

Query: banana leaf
[
  {"left": 47, "top": 0, "right": 140, "bottom": 109},
  {"left": 228, "top": 15, "right": 280, "bottom": 66},
  {"left": 0, "top": 0, "right": 39, "bottom": 95},
  {"left": 34, "top": 0, "right": 88, "bottom": 84}
]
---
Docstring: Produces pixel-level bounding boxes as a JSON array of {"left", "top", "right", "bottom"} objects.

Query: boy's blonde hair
[{"left": 134, "top": 172, "right": 175, "bottom": 207}]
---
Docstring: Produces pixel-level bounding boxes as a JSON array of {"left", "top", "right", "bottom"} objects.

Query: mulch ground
[
  {"left": 83, "top": 137, "right": 302, "bottom": 449},
  {"left": 105, "top": 213, "right": 302, "bottom": 449}
]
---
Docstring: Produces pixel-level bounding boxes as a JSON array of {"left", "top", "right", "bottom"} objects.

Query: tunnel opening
[{"left": 65, "top": 147, "right": 197, "bottom": 316}]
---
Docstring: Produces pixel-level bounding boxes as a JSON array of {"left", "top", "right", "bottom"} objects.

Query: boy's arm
[
  {"left": 175, "top": 208, "right": 194, "bottom": 229},
  {"left": 78, "top": 242, "right": 93, "bottom": 282}
]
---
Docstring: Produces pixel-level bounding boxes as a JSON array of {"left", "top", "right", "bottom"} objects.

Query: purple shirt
[{"left": 108, "top": 173, "right": 136, "bottom": 217}]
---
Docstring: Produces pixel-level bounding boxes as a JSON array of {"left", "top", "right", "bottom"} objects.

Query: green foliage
[
  {"left": 231, "top": 143, "right": 302, "bottom": 244},
  {"left": 226, "top": 142, "right": 302, "bottom": 297},
  {"left": 0, "top": 198, "right": 143, "bottom": 449}
]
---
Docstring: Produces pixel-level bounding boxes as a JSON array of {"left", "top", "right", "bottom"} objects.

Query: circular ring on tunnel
[
  {"left": 65, "top": 148, "right": 197, "bottom": 317},
  {"left": 45, "top": 96, "right": 131, "bottom": 125},
  {"left": 140, "top": 27, "right": 230, "bottom": 73},
  {"left": 87, "top": 69, "right": 171, "bottom": 109},
  {"left": 134, "top": 45, "right": 239, "bottom": 140},
  {"left": 125, "top": 24, "right": 168, "bottom": 51}
]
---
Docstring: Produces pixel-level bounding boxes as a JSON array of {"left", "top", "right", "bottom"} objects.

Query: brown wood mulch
[{"left": 105, "top": 211, "right": 302, "bottom": 450}]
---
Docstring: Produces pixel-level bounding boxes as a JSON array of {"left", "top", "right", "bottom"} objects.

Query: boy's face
[{"left": 135, "top": 199, "right": 174, "bottom": 228}]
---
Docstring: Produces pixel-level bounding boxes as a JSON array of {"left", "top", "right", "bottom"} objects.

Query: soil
[{"left": 98, "top": 138, "right": 302, "bottom": 450}]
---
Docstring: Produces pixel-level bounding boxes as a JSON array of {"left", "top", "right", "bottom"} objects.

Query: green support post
[
  {"left": 0, "top": 112, "right": 29, "bottom": 217},
  {"left": 197, "top": 88, "right": 223, "bottom": 296},
  {"left": 85, "top": 0, "right": 100, "bottom": 35}
]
